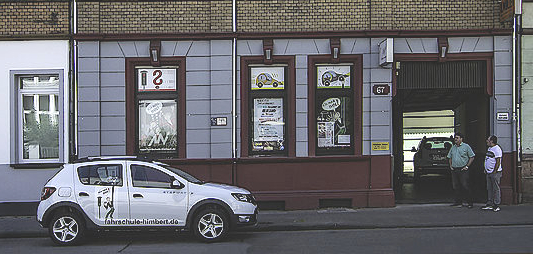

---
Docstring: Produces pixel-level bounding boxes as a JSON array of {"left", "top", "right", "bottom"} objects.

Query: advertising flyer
[
  {"left": 317, "top": 65, "right": 351, "bottom": 89},
  {"left": 253, "top": 98, "right": 284, "bottom": 151},
  {"left": 137, "top": 68, "right": 177, "bottom": 91},
  {"left": 316, "top": 97, "right": 351, "bottom": 148},
  {"left": 251, "top": 67, "right": 285, "bottom": 90},
  {"left": 138, "top": 100, "right": 177, "bottom": 152}
]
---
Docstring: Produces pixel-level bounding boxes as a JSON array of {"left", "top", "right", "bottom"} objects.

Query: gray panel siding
[
  {"left": 0, "top": 165, "right": 59, "bottom": 202},
  {"left": 493, "top": 36, "right": 513, "bottom": 152}
]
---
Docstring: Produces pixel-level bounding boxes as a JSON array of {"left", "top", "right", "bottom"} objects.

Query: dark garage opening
[{"left": 392, "top": 60, "right": 490, "bottom": 204}]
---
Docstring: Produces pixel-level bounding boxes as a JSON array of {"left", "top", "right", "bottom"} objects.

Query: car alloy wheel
[
  {"left": 194, "top": 208, "right": 228, "bottom": 242},
  {"left": 49, "top": 212, "right": 85, "bottom": 246}
]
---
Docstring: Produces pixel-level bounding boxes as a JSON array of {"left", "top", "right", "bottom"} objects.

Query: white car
[{"left": 37, "top": 157, "right": 257, "bottom": 245}]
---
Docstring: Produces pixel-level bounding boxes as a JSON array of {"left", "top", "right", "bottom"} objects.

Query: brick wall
[
  {"left": 1, "top": 0, "right": 511, "bottom": 38},
  {"left": 237, "top": 0, "right": 370, "bottom": 32},
  {"left": 0, "top": 1, "right": 69, "bottom": 37},
  {"left": 77, "top": 0, "right": 233, "bottom": 34},
  {"left": 371, "top": 0, "right": 508, "bottom": 30}
]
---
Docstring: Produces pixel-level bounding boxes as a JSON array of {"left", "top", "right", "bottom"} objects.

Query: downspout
[
  {"left": 69, "top": 0, "right": 78, "bottom": 162},
  {"left": 231, "top": 0, "right": 237, "bottom": 184},
  {"left": 514, "top": 8, "right": 523, "bottom": 204}
]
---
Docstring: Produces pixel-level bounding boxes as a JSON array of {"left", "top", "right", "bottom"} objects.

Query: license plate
[{"left": 431, "top": 154, "right": 446, "bottom": 161}]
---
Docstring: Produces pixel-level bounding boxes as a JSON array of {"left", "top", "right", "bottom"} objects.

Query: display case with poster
[
  {"left": 138, "top": 100, "right": 178, "bottom": 154},
  {"left": 315, "top": 65, "right": 354, "bottom": 155},
  {"left": 249, "top": 66, "right": 287, "bottom": 155}
]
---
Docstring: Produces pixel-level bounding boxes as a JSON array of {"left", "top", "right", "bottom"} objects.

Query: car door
[
  {"left": 74, "top": 161, "right": 130, "bottom": 226},
  {"left": 127, "top": 162, "right": 188, "bottom": 227}
]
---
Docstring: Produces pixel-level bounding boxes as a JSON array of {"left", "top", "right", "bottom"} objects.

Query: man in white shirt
[{"left": 483, "top": 135, "right": 503, "bottom": 212}]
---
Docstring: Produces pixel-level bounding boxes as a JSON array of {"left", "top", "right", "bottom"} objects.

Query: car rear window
[
  {"left": 77, "top": 164, "right": 123, "bottom": 186},
  {"left": 423, "top": 139, "right": 453, "bottom": 150}
]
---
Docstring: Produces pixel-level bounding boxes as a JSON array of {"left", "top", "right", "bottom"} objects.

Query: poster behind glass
[
  {"left": 138, "top": 100, "right": 177, "bottom": 153},
  {"left": 250, "top": 67, "right": 285, "bottom": 90},
  {"left": 317, "top": 65, "right": 351, "bottom": 89},
  {"left": 317, "top": 97, "right": 352, "bottom": 148},
  {"left": 253, "top": 98, "right": 284, "bottom": 152}
]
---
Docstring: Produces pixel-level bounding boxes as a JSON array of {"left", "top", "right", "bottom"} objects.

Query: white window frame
[{"left": 10, "top": 69, "right": 65, "bottom": 165}]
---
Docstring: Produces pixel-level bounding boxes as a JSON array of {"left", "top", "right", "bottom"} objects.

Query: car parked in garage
[
  {"left": 411, "top": 136, "right": 454, "bottom": 181},
  {"left": 37, "top": 156, "right": 257, "bottom": 245}
]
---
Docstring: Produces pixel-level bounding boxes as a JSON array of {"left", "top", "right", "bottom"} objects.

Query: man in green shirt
[{"left": 447, "top": 132, "right": 475, "bottom": 208}]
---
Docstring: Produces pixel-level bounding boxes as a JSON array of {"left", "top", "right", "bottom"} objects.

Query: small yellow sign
[{"left": 372, "top": 142, "right": 389, "bottom": 151}]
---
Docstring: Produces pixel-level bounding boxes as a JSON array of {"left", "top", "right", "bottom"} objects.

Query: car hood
[{"left": 202, "top": 183, "right": 251, "bottom": 194}]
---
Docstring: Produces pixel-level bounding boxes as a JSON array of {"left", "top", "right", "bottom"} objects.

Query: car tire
[
  {"left": 193, "top": 207, "right": 229, "bottom": 242},
  {"left": 48, "top": 211, "right": 85, "bottom": 246},
  {"left": 273, "top": 82, "right": 278, "bottom": 87},
  {"left": 339, "top": 76, "right": 345, "bottom": 82},
  {"left": 257, "top": 82, "right": 263, "bottom": 88},
  {"left": 324, "top": 81, "right": 330, "bottom": 86}
]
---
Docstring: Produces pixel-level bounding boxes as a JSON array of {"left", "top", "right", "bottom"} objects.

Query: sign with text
[
  {"left": 137, "top": 68, "right": 177, "bottom": 91},
  {"left": 373, "top": 84, "right": 390, "bottom": 95},
  {"left": 372, "top": 142, "right": 389, "bottom": 151}
]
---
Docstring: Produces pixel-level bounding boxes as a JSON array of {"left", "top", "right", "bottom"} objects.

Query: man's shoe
[
  {"left": 467, "top": 204, "right": 474, "bottom": 209},
  {"left": 481, "top": 205, "right": 493, "bottom": 210},
  {"left": 493, "top": 206, "right": 501, "bottom": 212},
  {"left": 450, "top": 203, "right": 462, "bottom": 208}
]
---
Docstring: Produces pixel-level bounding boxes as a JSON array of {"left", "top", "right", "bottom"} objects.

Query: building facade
[{"left": 1, "top": 0, "right": 521, "bottom": 210}]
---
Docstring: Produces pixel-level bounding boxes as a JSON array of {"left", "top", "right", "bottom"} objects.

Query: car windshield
[
  {"left": 161, "top": 165, "right": 204, "bottom": 184},
  {"left": 423, "top": 139, "right": 453, "bottom": 150}
]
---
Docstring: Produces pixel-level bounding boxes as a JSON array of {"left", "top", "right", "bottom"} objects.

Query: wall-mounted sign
[
  {"left": 497, "top": 112, "right": 510, "bottom": 121},
  {"left": 373, "top": 84, "right": 390, "bottom": 95},
  {"left": 317, "top": 65, "right": 351, "bottom": 89},
  {"left": 253, "top": 98, "right": 285, "bottom": 151},
  {"left": 251, "top": 67, "right": 285, "bottom": 90},
  {"left": 379, "top": 38, "right": 393, "bottom": 67},
  {"left": 317, "top": 97, "right": 351, "bottom": 148},
  {"left": 137, "top": 68, "right": 177, "bottom": 91},
  {"left": 210, "top": 117, "right": 227, "bottom": 126},
  {"left": 372, "top": 142, "right": 389, "bottom": 151}
]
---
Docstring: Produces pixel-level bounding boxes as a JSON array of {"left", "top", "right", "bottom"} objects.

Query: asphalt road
[{"left": 1, "top": 225, "right": 532, "bottom": 254}]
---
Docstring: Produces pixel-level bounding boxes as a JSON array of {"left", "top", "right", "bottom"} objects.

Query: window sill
[{"left": 10, "top": 163, "right": 64, "bottom": 169}]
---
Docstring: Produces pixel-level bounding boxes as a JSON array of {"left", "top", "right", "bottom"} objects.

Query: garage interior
[{"left": 392, "top": 60, "right": 491, "bottom": 204}]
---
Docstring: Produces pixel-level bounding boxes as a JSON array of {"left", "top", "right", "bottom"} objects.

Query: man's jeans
[
  {"left": 486, "top": 171, "right": 502, "bottom": 206},
  {"left": 451, "top": 167, "right": 473, "bottom": 204}
]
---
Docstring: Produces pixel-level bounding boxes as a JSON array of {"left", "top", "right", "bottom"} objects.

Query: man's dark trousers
[{"left": 451, "top": 167, "right": 473, "bottom": 205}]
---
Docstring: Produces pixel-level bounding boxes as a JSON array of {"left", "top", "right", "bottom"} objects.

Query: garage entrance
[{"left": 392, "top": 60, "right": 491, "bottom": 204}]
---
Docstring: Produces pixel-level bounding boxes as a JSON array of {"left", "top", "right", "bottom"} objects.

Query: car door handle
[
  {"left": 133, "top": 194, "right": 143, "bottom": 198},
  {"left": 78, "top": 192, "right": 89, "bottom": 197}
]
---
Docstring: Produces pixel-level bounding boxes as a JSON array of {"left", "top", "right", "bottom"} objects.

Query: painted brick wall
[
  {"left": 0, "top": 0, "right": 69, "bottom": 37},
  {"left": 76, "top": 0, "right": 233, "bottom": 34}
]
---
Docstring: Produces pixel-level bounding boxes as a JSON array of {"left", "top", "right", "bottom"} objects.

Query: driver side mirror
[
  {"left": 172, "top": 180, "right": 185, "bottom": 189},
  {"left": 411, "top": 146, "right": 417, "bottom": 152}
]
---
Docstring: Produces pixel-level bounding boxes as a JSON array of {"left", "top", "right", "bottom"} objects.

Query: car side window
[
  {"left": 78, "top": 165, "right": 123, "bottom": 186},
  {"left": 131, "top": 165, "right": 173, "bottom": 188}
]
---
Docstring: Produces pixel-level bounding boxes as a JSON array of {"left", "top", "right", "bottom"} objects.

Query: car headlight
[{"left": 232, "top": 193, "right": 255, "bottom": 204}]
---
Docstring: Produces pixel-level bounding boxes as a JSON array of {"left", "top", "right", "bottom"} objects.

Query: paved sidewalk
[{"left": 1, "top": 203, "right": 533, "bottom": 238}]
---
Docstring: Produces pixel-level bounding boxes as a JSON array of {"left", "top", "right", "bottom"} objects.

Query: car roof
[{"left": 74, "top": 156, "right": 156, "bottom": 164}]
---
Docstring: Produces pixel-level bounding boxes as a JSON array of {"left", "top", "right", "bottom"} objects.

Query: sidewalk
[{"left": 2, "top": 204, "right": 533, "bottom": 238}]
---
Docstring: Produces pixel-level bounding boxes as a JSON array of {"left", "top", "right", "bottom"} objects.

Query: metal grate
[{"left": 398, "top": 61, "right": 486, "bottom": 90}]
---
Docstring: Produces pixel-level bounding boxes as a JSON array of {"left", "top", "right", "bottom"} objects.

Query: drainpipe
[
  {"left": 514, "top": 9, "right": 523, "bottom": 204},
  {"left": 231, "top": 0, "right": 237, "bottom": 184},
  {"left": 69, "top": 0, "right": 78, "bottom": 162}
]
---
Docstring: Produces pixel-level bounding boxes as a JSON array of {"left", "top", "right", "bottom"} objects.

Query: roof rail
[{"left": 74, "top": 156, "right": 154, "bottom": 163}]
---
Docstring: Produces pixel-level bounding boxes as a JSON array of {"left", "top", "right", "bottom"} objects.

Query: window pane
[
  {"left": 317, "top": 97, "right": 352, "bottom": 148},
  {"left": 39, "top": 95, "right": 50, "bottom": 111},
  {"left": 23, "top": 96, "right": 34, "bottom": 111},
  {"left": 78, "top": 165, "right": 123, "bottom": 186},
  {"left": 138, "top": 100, "right": 178, "bottom": 153},
  {"left": 22, "top": 93, "right": 59, "bottom": 160},
  {"left": 131, "top": 165, "right": 172, "bottom": 188},
  {"left": 21, "top": 75, "right": 59, "bottom": 89},
  {"left": 252, "top": 98, "right": 285, "bottom": 152}
]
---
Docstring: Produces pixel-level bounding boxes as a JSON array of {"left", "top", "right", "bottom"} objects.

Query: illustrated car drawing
[
  {"left": 321, "top": 70, "right": 349, "bottom": 86},
  {"left": 256, "top": 73, "right": 283, "bottom": 88}
]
